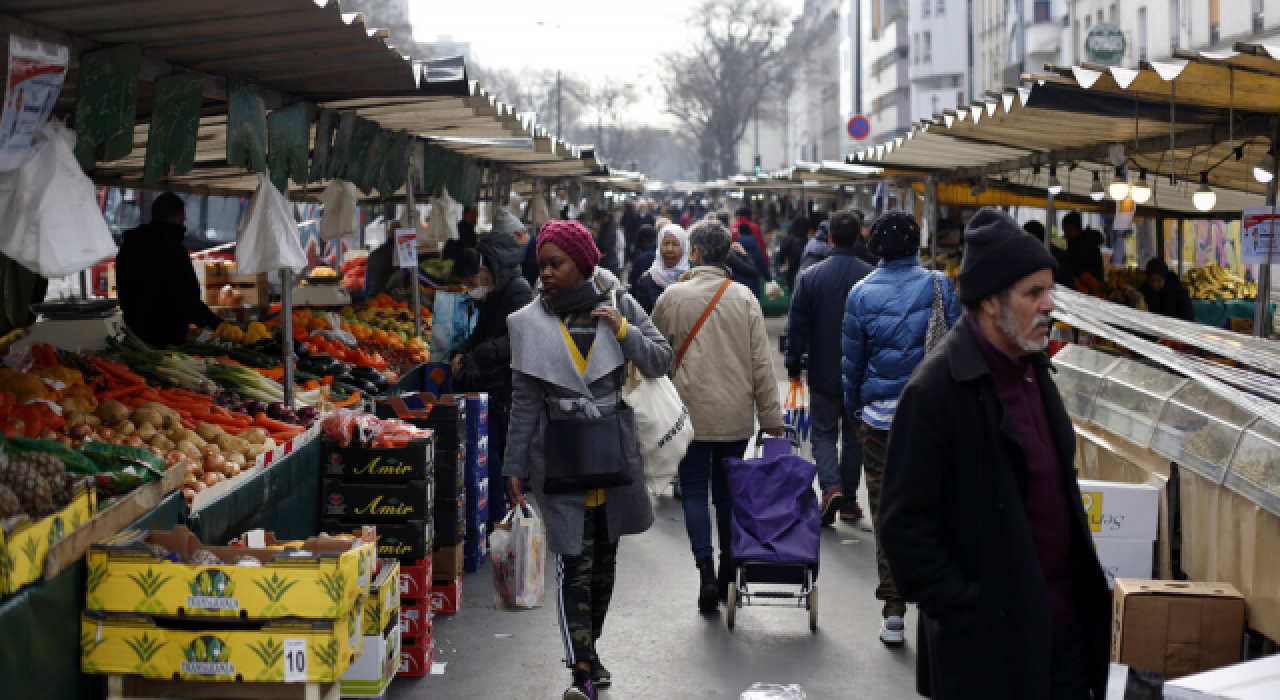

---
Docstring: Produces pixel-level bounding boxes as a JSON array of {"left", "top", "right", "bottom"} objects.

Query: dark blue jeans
[
  {"left": 810, "top": 390, "right": 862, "bottom": 495},
  {"left": 678, "top": 439, "right": 748, "bottom": 564}
]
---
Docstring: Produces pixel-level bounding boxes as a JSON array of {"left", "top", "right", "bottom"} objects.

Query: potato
[
  {"left": 199, "top": 443, "right": 222, "bottom": 456},
  {"left": 138, "top": 403, "right": 179, "bottom": 429},
  {"left": 131, "top": 408, "right": 164, "bottom": 430},
  {"left": 170, "top": 427, "right": 206, "bottom": 447},
  {"left": 242, "top": 428, "right": 268, "bottom": 446},
  {"left": 96, "top": 400, "right": 129, "bottom": 425},
  {"left": 149, "top": 434, "right": 175, "bottom": 452},
  {"left": 226, "top": 452, "right": 247, "bottom": 468},
  {"left": 65, "top": 410, "right": 91, "bottom": 427},
  {"left": 114, "top": 420, "right": 136, "bottom": 437},
  {"left": 136, "top": 423, "right": 157, "bottom": 441},
  {"left": 175, "top": 440, "right": 202, "bottom": 462},
  {"left": 195, "top": 423, "right": 226, "bottom": 443},
  {"left": 215, "top": 434, "right": 251, "bottom": 455},
  {"left": 245, "top": 444, "right": 266, "bottom": 459}
]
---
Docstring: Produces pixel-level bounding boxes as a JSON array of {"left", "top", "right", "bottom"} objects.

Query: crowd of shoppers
[{"left": 427, "top": 195, "right": 1116, "bottom": 700}]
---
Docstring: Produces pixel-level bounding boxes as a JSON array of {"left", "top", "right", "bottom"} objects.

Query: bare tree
[
  {"left": 660, "top": 0, "right": 795, "bottom": 178},
  {"left": 469, "top": 64, "right": 588, "bottom": 141},
  {"left": 566, "top": 80, "right": 636, "bottom": 160}
]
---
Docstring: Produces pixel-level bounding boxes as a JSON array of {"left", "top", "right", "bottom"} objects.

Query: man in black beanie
[{"left": 877, "top": 208, "right": 1110, "bottom": 700}]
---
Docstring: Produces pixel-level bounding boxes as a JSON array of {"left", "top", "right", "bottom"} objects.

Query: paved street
[{"left": 392, "top": 318, "right": 922, "bottom": 700}]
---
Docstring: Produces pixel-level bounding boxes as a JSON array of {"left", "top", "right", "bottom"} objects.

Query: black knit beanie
[{"left": 958, "top": 207, "right": 1059, "bottom": 306}]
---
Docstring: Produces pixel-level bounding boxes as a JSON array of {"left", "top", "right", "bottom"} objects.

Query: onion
[
  {"left": 194, "top": 481, "right": 207, "bottom": 492},
  {"left": 203, "top": 453, "right": 227, "bottom": 475},
  {"left": 126, "top": 436, "right": 146, "bottom": 448},
  {"left": 99, "top": 427, "right": 116, "bottom": 440},
  {"left": 69, "top": 424, "right": 93, "bottom": 440},
  {"left": 182, "top": 488, "right": 196, "bottom": 501},
  {"left": 38, "top": 429, "right": 59, "bottom": 441},
  {"left": 203, "top": 473, "right": 219, "bottom": 487},
  {"left": 229, "top": 465, "right": 242, "bottom": 478}
]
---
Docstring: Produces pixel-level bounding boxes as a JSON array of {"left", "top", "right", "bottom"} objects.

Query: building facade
[
  {"left": 908, "top": 0, "right": 969, "bottom": 122},
  {"left": 861, "top": 0, "right": 914, "bottom": 143},
  {"left": 785, "top": 0, "right": 844, "bottom": 164}
]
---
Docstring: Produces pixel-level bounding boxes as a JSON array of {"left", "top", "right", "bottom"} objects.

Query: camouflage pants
[
  {"left": 860, "top": 421, "right": 907, "bottom": 618},
  {"left": 555, "top": 504, "right": 618, "bottom": 667}
]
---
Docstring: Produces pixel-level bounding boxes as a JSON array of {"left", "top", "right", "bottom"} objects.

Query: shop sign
[
  {"left": 1085, "top": 23, "right": 1127, "bottom": 66},
  {"left": 1242, "top": 206, "right": 1280, "bottom": 264}
]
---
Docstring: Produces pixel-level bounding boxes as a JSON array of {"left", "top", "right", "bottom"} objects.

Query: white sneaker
[{"left": 880, "top": 615, "right": 906, "bottom": 646}]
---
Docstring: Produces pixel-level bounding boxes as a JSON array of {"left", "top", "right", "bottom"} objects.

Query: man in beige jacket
[{"left": 651, "top": 219, "right": 784, "bottom": 614}]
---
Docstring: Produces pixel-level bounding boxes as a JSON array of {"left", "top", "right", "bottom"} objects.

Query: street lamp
[
  {"left": 1130, "top": 168, "right": 1152, "bottom": 204},
  {"left": 1108, "top": 165, "right": 1130, "bottom": 200},
  {"left": 1193, "top": 172, "right": 1217, "bottom": 212}
]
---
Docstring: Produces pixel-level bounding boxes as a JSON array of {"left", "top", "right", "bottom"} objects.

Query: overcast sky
[{"left": 410, "top": 0, "right": 805, "bottom": 127}]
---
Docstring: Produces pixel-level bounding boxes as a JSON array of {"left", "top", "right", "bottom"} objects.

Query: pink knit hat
[{"left": 537, "top": 220, "right": 601, "bottom": 276}]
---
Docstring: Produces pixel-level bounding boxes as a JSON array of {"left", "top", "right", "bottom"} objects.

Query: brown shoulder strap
[{"left": 673, "top": 279, "right": 733, "bottom": 372}]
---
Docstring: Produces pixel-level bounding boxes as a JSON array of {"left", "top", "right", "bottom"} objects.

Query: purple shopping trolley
[{"left": 722, "top": 428, "right": 821, "bottom": 632}]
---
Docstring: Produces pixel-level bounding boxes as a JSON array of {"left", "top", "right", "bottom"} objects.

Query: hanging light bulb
[
  {"left": 1193, "top": 172, "right": 1217, "bottom": 212},
  {"left": 1130, "top": 168, "right": 1152, "bottom": 204},
  {"left": 1108, "top": 165, "right": 1131, "bottom": 200},
  {"left": 1089, "top": 171, "right": 1106, "bottom": 201},
  {"left": 1047, "top": 165, "right": 1062, "bottom": 195},
  {"left": 1254, "top": 149, "right": 1275, "bottom": 184}
]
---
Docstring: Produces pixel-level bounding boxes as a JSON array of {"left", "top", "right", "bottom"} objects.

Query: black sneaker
[
  {"left": 821, "top": 488, "right": 845, "bottom": 527},
  {"left": 590, "top": 658, "right": 611, "bottom": 688},
  {"left": 564, "top": 670, "right": 597, "bottom": 700},
  {"left": 697, "top": 558, "right": 719, "bottom": 613}
]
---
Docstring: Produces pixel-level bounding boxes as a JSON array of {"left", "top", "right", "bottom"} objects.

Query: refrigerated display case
[
  {"left": 1151, "top": 382, "right": 1252, "bottom": 483},
  {"left": 1226, "top": 418, "right": 1280, "bottom": 518},
  {"left": 1089, "top": 359, "right": 1187, "bottom": 448},
  {"left": 1051, "top": 345, "right": 1123, "bottom": 421}
]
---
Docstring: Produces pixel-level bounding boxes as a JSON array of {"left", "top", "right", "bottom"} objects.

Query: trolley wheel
[
  {"left": 726, "top": 583, "right": 738, "bottom": 631},
  {"left": 809, "top": 585, "right": 818, "bottom": 632}
]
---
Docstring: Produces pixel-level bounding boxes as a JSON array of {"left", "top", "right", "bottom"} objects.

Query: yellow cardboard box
[
  {"left": 85, "top": 526, "right": 374, "bottom": 619},
  {"left": 81, "top": 606, "right": 363, "bottom": 682},
  {"left": 0, "top": 481, "right": 94, "bottom": 595},
  {"left": 364, "top": 560, "right": 400, "bottom": 637}
]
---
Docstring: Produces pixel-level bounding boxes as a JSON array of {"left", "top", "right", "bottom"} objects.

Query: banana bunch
[{"left": 1184, "top": 264, "right": 1258, "bottom": 301}]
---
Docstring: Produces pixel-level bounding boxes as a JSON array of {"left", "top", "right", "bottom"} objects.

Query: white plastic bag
[
  {"left": 317, "top": 179, "right": 359, "bottom": 242},
  {"left": 0, "top": 121, "right": 116, "bottom": 278},
  {"left": 424, "top": 187, "right": 461, "bottom": 244},
  {"left": 235, "top": 172, "right": 307, "bottom": 274},
  {"left": 492, "top": 506, "right": 546, "bottom": 610},
  {"left": 623, "top": 365, "right": 694, "bottom": 491}
]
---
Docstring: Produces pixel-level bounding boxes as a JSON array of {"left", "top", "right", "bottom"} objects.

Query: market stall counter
[
  {"left": 0, "top": 490, "right": 187, "bottom": 700},
  {"left": 1191, "top": 299, "right": 1276, "bottom": 331}
]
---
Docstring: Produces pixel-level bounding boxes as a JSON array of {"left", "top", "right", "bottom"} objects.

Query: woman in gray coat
[{"left": 504, "top": 220, "right": 673, "bottom": 700}]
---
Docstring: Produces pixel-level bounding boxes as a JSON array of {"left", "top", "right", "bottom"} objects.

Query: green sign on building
[{"left": 1085, "top": 23, "right": 1127, "bottom": 66}]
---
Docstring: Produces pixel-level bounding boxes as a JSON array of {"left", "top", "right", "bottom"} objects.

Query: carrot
[
  {"left": 253, "top": 412, "right": 302, "bottom": 433},
  {"left": 181, "top": 417, "right": 198, "bottom": 430},
  {"left": 98, "top": 384, "right": 146, "bottom": 401},
  {"left": 331, "top": 392, "right": 362, "bottom": 408}
]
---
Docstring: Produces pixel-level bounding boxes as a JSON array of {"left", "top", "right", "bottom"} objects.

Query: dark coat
[
  {"left": 1064, "top": 231, "right": 1105, "bottom": 285},
  {"left": 453, "top": 232, "right": 535, "bottom": 412},
  {"left": 116, "top": 221, "right": 222, "bottom": 349},
  {"left": 520, "top": 233, "right": 539, "bottom": 290},
  {"left": 628, "top": 244, "right": 657, "bottom": 288},
  {"left": 595, "top": 218, "right": 619, "bottom": 274},
  {"left": 785, "top": 248, "right": 873, "bottom": 395},
  {"left": 879, "top": 320, "right": 1111, "bottom": 700},
  {"left": 1141, "top": 279, "right": 1195, "bottom": 321},
  {"left": 853, "top": 237, "right": 879, "bottom": 267},
  {"left": 779, "top": 233, "right": 807, "bottom": 290},
  {"left": 631, "top": 269, "right": 664, "bottom": 315}
]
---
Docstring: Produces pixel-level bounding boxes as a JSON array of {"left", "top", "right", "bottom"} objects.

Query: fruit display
[
  {"left": 1105, "top": 268, "right": 1147, "bottom": 305},
  {"left": 0, "top": 445, "right": 94, "bottom": 595},
  {"left": 341, "top": 256, "right": 368, "bottom": 291},
  {"left": 85, "top": 525, "right": 374, "bottom": 620},
  {"left": 1184, "top": 264, "right": 1258, "bottom": 301}
]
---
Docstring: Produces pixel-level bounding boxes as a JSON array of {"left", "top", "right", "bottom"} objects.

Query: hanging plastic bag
[
  {"left": 782, "top": 378, "right": 813, "bottom": 458},
  {"left": 623, "top": 364, "right": 694, "bottom": 491},
  {"left": 424, "top": 187, "right": 461, "bottom": 244},
  {"left": 317, "top": 179, "right": 359, "bottom": 242},
  {"left": 0, "top": 121, "right": 116, "bottom": 279},
  {"left": 234, "top": 172, "right": 307, "bottom": 274},
  {"left": 491, "top": 506, "right": 546, "bottom": 610},
  {"left": 428, "top": 290, "right": 475, "bottom": 362}
]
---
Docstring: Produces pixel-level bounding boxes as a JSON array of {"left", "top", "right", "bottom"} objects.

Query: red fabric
[
  {"left": 733, "top": 216, "right": 771, "bottom": 266},
  {"left": 537, "top": 220, "right": 601, "bottom": 277},
  {"left": 967, "top": 316, "right": 1077, "bottom": 635}
]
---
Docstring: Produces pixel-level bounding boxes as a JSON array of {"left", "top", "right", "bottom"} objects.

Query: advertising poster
[
  {"left": 1241, "top": 207, "right": 1280, "bottom": 267},
  {"left": 0, "top": 36, "right": 69, "bottom": 170}
]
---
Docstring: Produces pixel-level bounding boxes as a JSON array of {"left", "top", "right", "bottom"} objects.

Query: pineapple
[
  {"left": 0, "top": 483, "right": 22, "bottom": 519},
  {"left": 0, "top": 456, "right": 55, "bottom": 518}
]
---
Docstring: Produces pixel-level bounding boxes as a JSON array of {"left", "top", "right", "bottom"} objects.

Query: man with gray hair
[{"left": 651, "top": 219, "right": 785, "bottom": 614}]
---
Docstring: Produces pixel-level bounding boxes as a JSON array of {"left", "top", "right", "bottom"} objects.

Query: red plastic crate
[
  {"left": 430, "top": 576, "right": 462, "bottom": 615},
  {"left": 398, "top": 632, "right": 434, "bottom": 678},
  {"left": 399, "top": 555, "right": 433, "bottom": 601},
  {"left": 400, "top": 598, "right": 433, "bottom": 638}
]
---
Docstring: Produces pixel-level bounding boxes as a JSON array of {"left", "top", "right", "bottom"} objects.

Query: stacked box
[
  {"left": 80, "top": 526, "right": 375, "bottom": 684},
  {"left": 1078, "top": 479, "right": 1159, "bottom": 588},
  {"left": 342, "top": 560, "right": 402, "bottom": 697},
  {"left": 463, "top": 394, "right": 489, "bottom": 572}
]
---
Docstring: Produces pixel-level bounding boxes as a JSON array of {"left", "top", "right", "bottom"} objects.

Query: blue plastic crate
[
  {"left": 463, "top": 520, "right": 488, "bottom": 573},
  {"left": 464, "top": 394, "right": 488, "bottom": 446},
  {"left": 464, "top": 476, "right": 488, "bottom": 527}
]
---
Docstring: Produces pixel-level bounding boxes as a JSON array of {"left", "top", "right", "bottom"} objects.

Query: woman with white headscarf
[{"left": 630, "top": 223, "right": 688, "bottom": 314}]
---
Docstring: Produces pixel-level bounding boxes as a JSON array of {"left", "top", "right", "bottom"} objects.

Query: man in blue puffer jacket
[
  {"left": 786, "top": 210, "right": 873, "bottom": 527},
  {"left": 841, "top": 210, "right": 961, "bottom": 647}
]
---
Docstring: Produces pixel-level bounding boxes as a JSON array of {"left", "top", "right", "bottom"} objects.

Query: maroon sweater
[{"left": 967, "top": 316, "right": 1077, "bottom": 634}]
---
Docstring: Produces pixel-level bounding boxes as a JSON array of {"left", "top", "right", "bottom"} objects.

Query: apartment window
[
  {"left": 924, "top": 31, "right": 932, "bottom": 62},
  {"left": 1110, "top": 3, "right": 1118, "bottom": 23},
  {"left": 1138, "top": 7, "right": 1148, "bottom": 61},
  {"left": 1085, "top": 15, "right": 1092, "bottom": 32},
  {"left": 937, "top": 0, "right": 945, "bottom": 16},
  {"left": 1255, "top": 0, "right": 1265, "bottom": 34},
  {"left": 1096, "top": 10, "right": 1104, "bottom": 24},
  {"left": 913, "top": 34, "right": 920, "bottom": 63},
  {"left": 1170, "top": 0, "right": 1180, "bottom": 50},
  {"left": 923, "top": 0, "right": 931, "bottom": 17},
  {"left": 1034, "top": 0, "right": 1050, "bottom": 23}
]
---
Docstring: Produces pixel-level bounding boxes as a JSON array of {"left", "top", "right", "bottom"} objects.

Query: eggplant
[{"left": 351, "top": 366, "right": 381, "bottom": 380}]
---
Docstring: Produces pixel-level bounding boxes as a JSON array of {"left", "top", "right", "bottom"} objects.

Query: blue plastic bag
[{"left": 429, "top": 290, "right": 475, "bottom": 362}]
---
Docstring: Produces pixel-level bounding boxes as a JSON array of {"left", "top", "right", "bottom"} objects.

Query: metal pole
[
  {"left": 407, "top": 161, "right": 422, "bottom": 340},
  {"left": 78, "top": 270, "right": 88, "bottom": 299},
  {"left": 556, "top": 71, "right": 562, "bottom": 141},
  {"left": 1255, "top": 119, "right": 1280, "bottom": 337},
  {"left": 928, "top": 177, "right": 938, "bottom": 271},
  {"left": 281, "top": 269, "right": 294, "bottom": 409},
  {"left": 1046, "top": 191, "right": 1056, "bottom": 249}
]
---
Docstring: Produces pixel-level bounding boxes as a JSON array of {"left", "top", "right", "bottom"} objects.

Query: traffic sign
[
  {"left": 1085, "top": 23, "right": 1126, "bottom": 66},
  {"left": 848, "top": 115, "right": 870, "bottom": 141}
]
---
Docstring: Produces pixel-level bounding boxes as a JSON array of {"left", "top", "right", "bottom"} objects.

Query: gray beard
[{"left": 996, "top": 307, "right": 1051, "bottom": 354}]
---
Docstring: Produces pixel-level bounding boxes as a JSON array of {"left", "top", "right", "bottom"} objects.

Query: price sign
[
  {"left": 283, "top": 638, "right": 307, "bottom": 682},
  {"left": 395, "top": 228, "right": 417, "bottom": 268},
  {"left": 1242, "top": 207, "right": 1280, "bottom": 265}
]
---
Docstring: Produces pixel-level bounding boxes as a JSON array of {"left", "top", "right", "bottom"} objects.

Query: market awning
[{"left": 847, "top": 81, "right": 1272, "bottom": 216}]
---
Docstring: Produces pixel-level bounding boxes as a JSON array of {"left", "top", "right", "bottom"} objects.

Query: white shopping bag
[
  {"left": 0, "top": 121, "right": 116, "bottom": 278},
  {"left": 492, "top": 506, "right": 546, "bottom": 610},
  {"left": 424, "top": 187, "right": 461, "bottom": 244},
  {"left": 317, "top": 179, "right": 359, "bottom": 242},
  {"left": 623, "top": 365, "right": 694, "bottom": 491},
  {"left": 234, "top": 172, "right": 307, "bottom": 274}
]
